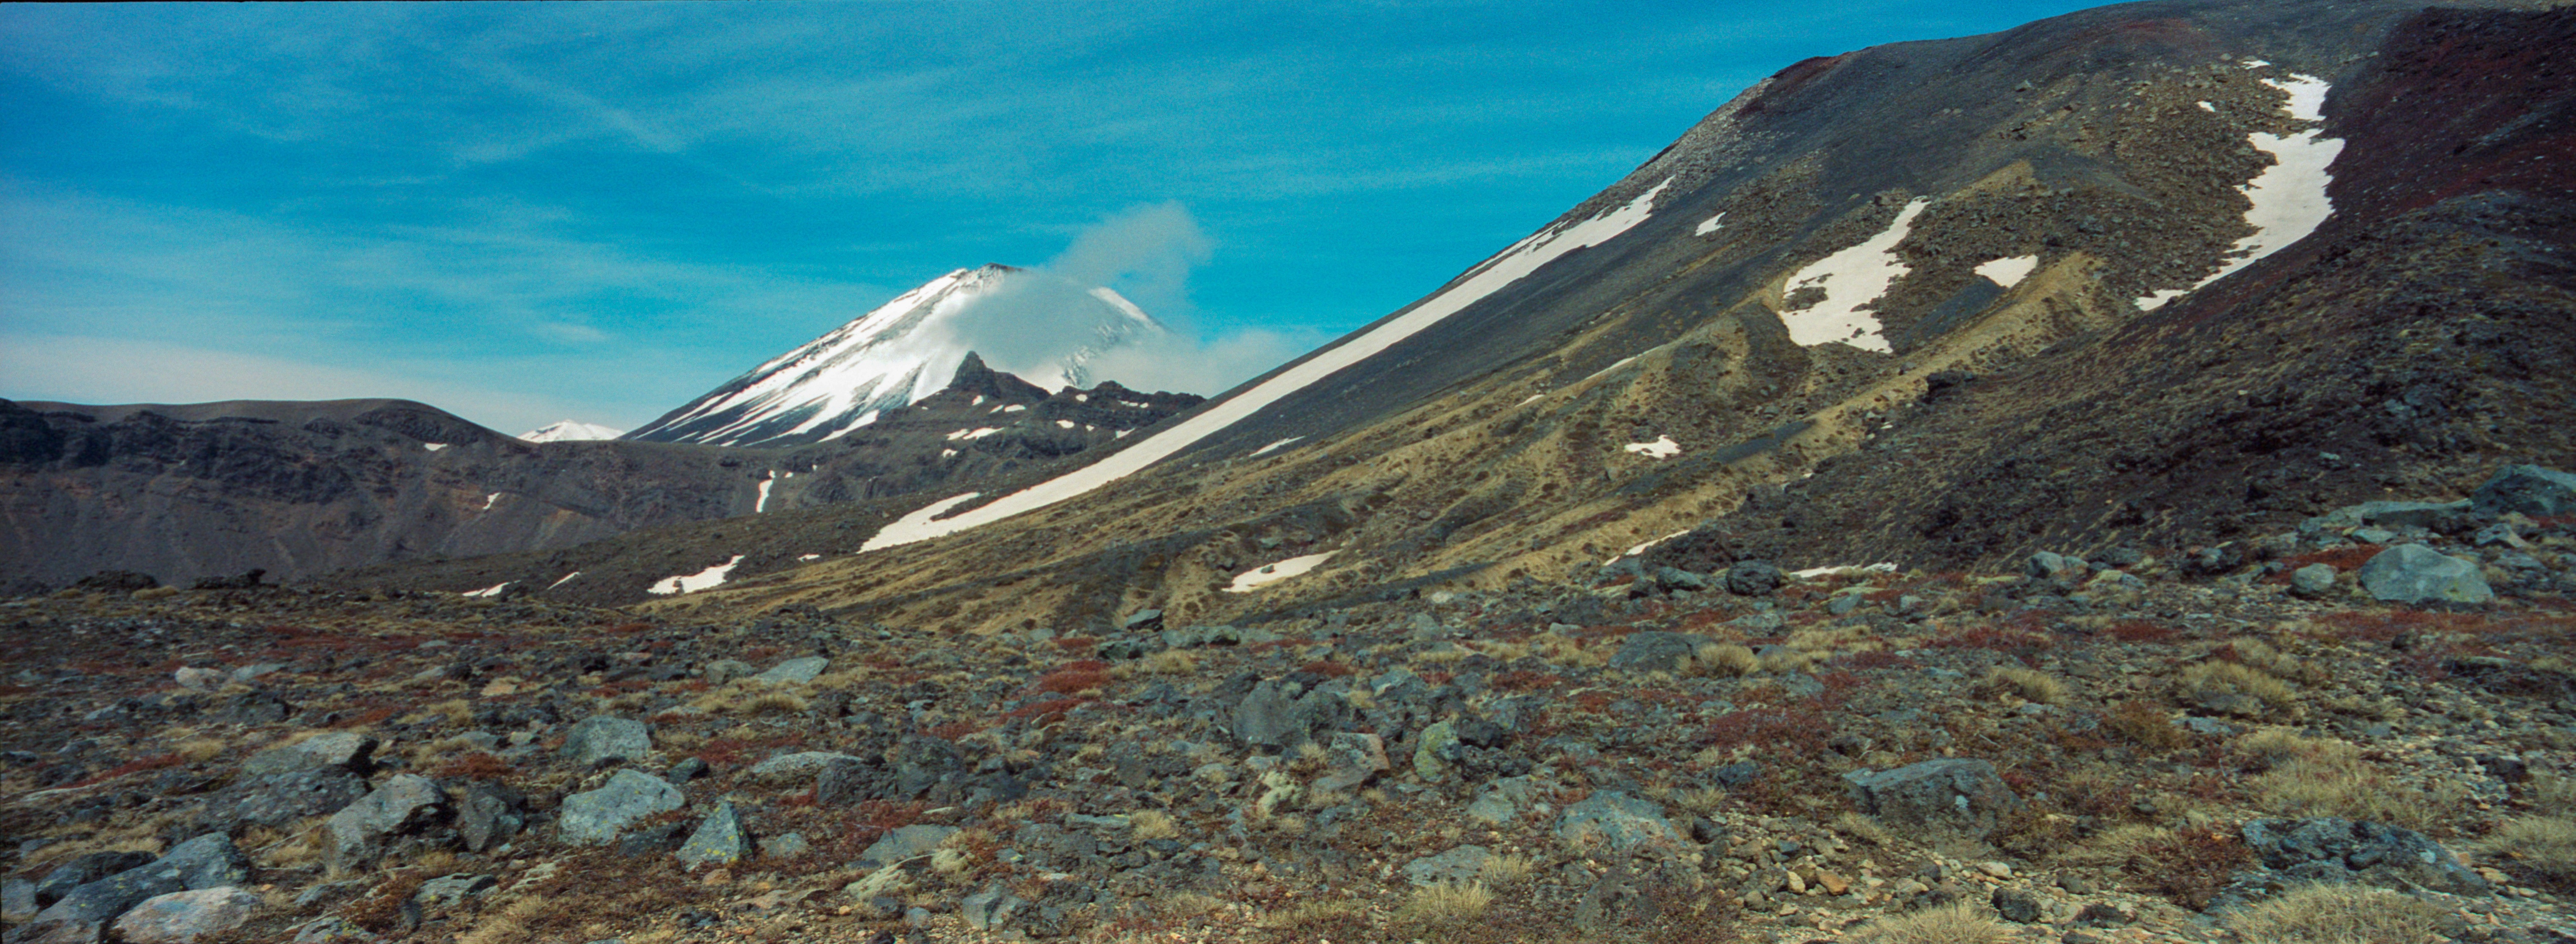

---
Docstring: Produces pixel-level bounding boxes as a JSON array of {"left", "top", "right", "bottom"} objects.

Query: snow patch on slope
[
  {"left": 519, "top": 420, "right": 625, "bottom": 443},
  {"left": 860, "top": 179, "right": 1676, "bottom": 552},
  {"left": 1695, "top": 212, "right": 1726, "bottom": 236},
  {"left": 648, "top": 555, "right": 745, "bottom": 596},
  {"left": 1623, "top": 436, "right": 1681, "bottom": 459},
  {"left": 1778, "top": 199, "right": 1930, "bottom": 353},
  {"left": 1225, "top": 552, "right": 1337, "bottom": 593},
  {"left": 1975, "top": 256, "right": 2040, "bottom": 289},
  {"left": 2137, "top": 72, "right": 2343, "bottom": 310},
  {"left": 1248, "top": 437, "right": 1303, "bottom": 457}
]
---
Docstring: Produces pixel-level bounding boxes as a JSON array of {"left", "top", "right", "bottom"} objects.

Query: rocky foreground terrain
[{"left": 4, "top": 465, "right": 2574, "bottom": 944}]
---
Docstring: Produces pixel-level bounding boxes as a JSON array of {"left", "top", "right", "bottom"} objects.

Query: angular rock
[
  {"left": 961, "top": 886, "right": 1026, "bottom": 931},
  {"left": 760, "top": 832, "right": 812, "bottom": 859},
  {"left": 1724, "top": 561, "right": 1784, "bottom": 596},
  {"left": 817, "top": 757, "right": 892, "bottom": 805},
  {"left": 410, "top": 874, "right": 496, "bottom": 906},
  {"left": 323, "top": 774, "right": 446, "bottom": 874},
  {"left": 171, "top": 668, "right": 225, "bottom": 692},
  {"left": 454, "top": 782, "right": 526, "bottom": 853},
  {"left": 1653, "top": 567, "right": 1710, "bottom": 592},
  {"left": 560, "top": 716, "right": 652, "bottom": 767},
  {"left": 1230, "top": 679, "right": 1348, "bottom": 752},
  {"left": 2356, "top": 544, "right": 2493, "bottom": 605},
  {"left": 1467, "top": 777, "right": 1537, "bottom": 826},
  {"left": 1314, "top": 732, "right": 1387, "bottom": 792},
  {"left": 751, "top": 657, "right": 829, "bottom": 685},
  {"left": 218, "top": 769, "right": 371, "bottom": 831},
  {"left": 23, "top": 835, "right": 247, "bottom": 943},
  {"left": 35, "top": 852, "right": 154, "bottom": 906},
  {"left": 854, "top": 824, "right": 956, "bottom": 869},
  {"left": 2241, "top": 817, "right": 2490, "bottom": 895},
  {"left": 4, "top": 879, "right": 35, "bottom": 924},
  {"left": 151, "top": 835, "right": 251, "bottom": 891},
  {"left": 702, "top": 659, "right": 756, "bottom": 685},
  {"left": 676, "top": 802, "right": 752, "bottom": 868},
  {"left": 1412, "top": 720, "right": 1459, "bottom": 782},
  {"left": 1842, "top": 758, "right": 2022, "bottom": 841},
  {"left": 1554, "top": 791, "right": 1681, "bottom": 852},
  {"left": 1991, "top": 887, "right": 2043, "bottom": 923},
  {"left": 1402, "top": 845, "right": 1495, "bottom": 886},
  {"left": 747, "top": 751, "right": 867, "bottom": 782},
  {"left": 110, "top": 887, "right": 261, "bottom": 944},
  {"left": 1607, "top": 631, "right": 1709, "bottom": 674},
  {"left": 558, "top": 769, "right": 685, "bottom": 846},
  {"left": 242, "top": 731, "right": 378, "bottom": 778},
  {"left": 2473, "top": 464, "right": 2576, "bottom": 517},
  {"left": 2290, "top": 563, "right": 2338, "bottom": 598}
]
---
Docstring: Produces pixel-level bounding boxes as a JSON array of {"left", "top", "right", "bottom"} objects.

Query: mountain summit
[{"left": 624, "top": 264, "right": 1170, "bottom": 448}]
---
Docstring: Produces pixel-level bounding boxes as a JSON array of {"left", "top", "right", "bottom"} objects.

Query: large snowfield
[
  {"left": 861, "top": 180, "right": 1675, "bottom": 552},
  {"left": 2137, "top": 70, "right": 2344, "bottom": 309}
]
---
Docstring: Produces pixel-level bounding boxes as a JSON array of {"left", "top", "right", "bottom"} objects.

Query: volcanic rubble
[{"left": 5, "top": 467, "right": 2576, "bottom": 943}]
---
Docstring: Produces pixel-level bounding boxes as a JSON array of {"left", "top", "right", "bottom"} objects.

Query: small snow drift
[
  {"left": 1225, "top": 552, "right": 1337, "bottom": 593},
  {"left": 1777, "top": 199, "right": 1929, "bottom": 353},
  {"left": 1623, "top": 436, "right": 1681, "bottom": 459},
  {"left": 627, "top": 265, "right": 1171, "bottom": 448},
  {"left": 519, "top": 420, "right": 625, "bottom": 443},
  {"left": 647, "top": 555, "right": 744, "bottom": 596}
]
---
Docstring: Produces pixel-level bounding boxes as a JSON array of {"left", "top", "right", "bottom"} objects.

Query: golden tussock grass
[
  {"left": 1987, "top": 666, "right": 2067, "bottom": 705},
  {"left": 2224, "top": 883, "right": 2445, "bottom": 944},
  {"left": 1130, "top": 810, "right": 1180, "bottom": 840},
  {"left": 1694, "top": 643, "right": 1760, "bottom": 677},
  {"left": 1481, "top": 854, "right": 1536, "bottom": 885},
  {"left": 2257, "top": 755, "right": 2466, "bottom": 832},
  {"left": 1394, "top": 881, "right": 1492, "bottom": 924},
  {"left": 1532, "top": 632, "right": 1606, "bottom": 668},
  {"left": 2482, "top": 816, "right": 2576, "bottom": 883},
  {"left": 2177, "top": 660, "right": 2299, "bottom": 717},
  {"left": 1139, "top": 649, "right": 1198, "bottom": 674}
]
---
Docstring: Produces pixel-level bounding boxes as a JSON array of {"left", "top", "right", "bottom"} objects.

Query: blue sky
[{"left": 0, "top": 1, "right": 2102, "bottom": 434}]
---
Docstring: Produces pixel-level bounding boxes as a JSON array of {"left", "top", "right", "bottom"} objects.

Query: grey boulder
[
  {"left": 559, "top": 716, "right": 652, "bottom": 767},
  {"left": 2356, "top": 544, "right": 2493, "bottom": 605},
  {"left": 853, "top": 824, "right": 956, "bottom": 869},
  {"left": 22, "top": 835, "right": 247, "bottom": 942},
  {"left": 1843, "top": 758, "right": 2023, "bottom": 841},
  {"left": 111, "top": 887, "right": 261, "bottom": 943},
  {"left": 675, "top": 802, "right": 752, "bottom": 868},
  {"left": 2473, "top": 464, "right": 2576, "bottom": 517},
  {"left": 558, "top": 769, "right": 685, "bottom": 845},
  {"left": 1554, "top": 791, "right": 1681, "bottom": 852},
  {"left": 323, "top": 774, "right": 446, "bottom": 874},
  {"left": 2242, "top": 817, "right": 2490, "bottom": 895},
  {"left": 751, "top": 657, "right": 829, "bottom": 685},
  {"left": 240, "top": 732, "right": 376, "bottom": 777},
  {"left": 1608, "top": 631, "right": 1709, "bottom": 674}
]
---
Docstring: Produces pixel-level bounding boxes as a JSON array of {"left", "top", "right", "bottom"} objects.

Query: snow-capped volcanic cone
[
  {"left": 625, "top": 264, "right": 1170, "bottom": 448},
  {"left": 518, "top": 420, "right": 625, "bottom": 443}
]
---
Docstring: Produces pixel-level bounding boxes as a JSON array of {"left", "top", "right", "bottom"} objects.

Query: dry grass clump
[
  {"left": 1481, "top": 854, "right": 1537, "bottom": 885},
  {"left": 1694, "top": 643, "right": 1760, "bottom": 677},
  {"left": 1844, "top": 902, "right": 2011, "bottom": 944},
  {"left": 2482, "top": 816, "right": 2576, "bottom": 884},
  {"left": 2530, "top": 772, "right": 2576, "bottom": 816},
  {"left": 173, "top": 737, "right": 229, "bottom": 764},
  {"left": 2226, "top": 637, "right": 2322, "bottom": 682},
  {"left": 1394, "top": 881, "right": 1493, "bottom": 924},
  {"left": 1139, "top": 649, "right": 1198, "bottom": 674},
  {"left": 1987, "top": 666, "right": 2067, "bottom": 705},
  {"left": 2178, "top": 660, "right": 2299, "bottom": 717},
  {"left": 1759, "top": 646, "right": 1817, "bottom": 674},
  {"left": 1532, "top": 631, "right": 1607, "bottom": 668},
  {"left": 1834, "top": 811, "right": 1894, "bottom": 847},
  {"left": 1130, "top": 810, "right": 1180, "bottom": 840},
  {"left": 1154, "top": 891, "right": 1228, "bottom": 918},
  {"left": 2237, "top": 728, "right": 2361, "bottom": 771},
  {"left": 742, "top": 691, "right": 810, "bottom": 716},
  {"left": 2223, "top": 883, "right": 2445, "bottom": 944},
  {"left": 2257, "top": 749, "right": 2466, "bottom": 833}
]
